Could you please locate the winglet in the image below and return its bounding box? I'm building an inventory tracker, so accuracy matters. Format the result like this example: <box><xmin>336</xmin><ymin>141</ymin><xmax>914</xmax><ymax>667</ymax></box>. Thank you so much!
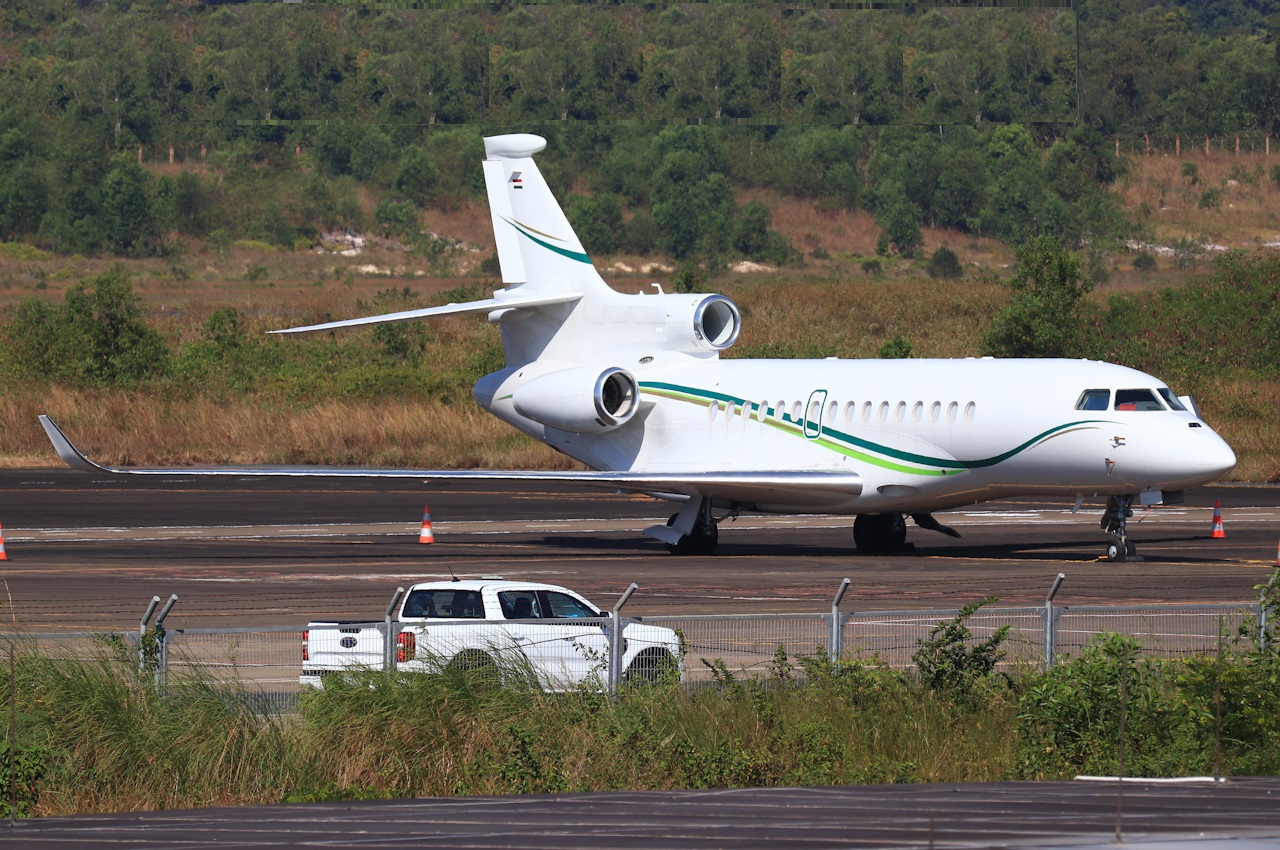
<box><xmin>38</xmin><ymin>415</ymin><xmax>106</xmax><ymax>472</ymax></box>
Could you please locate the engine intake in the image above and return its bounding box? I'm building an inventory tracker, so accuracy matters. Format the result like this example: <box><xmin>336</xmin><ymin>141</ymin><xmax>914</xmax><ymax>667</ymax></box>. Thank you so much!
<box><xmin>664</xmin><ymin>294</ymin><xmax>742</xmax><ymax>353</ymax></box>
<box><xmin>512</xmin><ymin>366</ymin><xmax>639</xmax><ymax>433</ymax></box>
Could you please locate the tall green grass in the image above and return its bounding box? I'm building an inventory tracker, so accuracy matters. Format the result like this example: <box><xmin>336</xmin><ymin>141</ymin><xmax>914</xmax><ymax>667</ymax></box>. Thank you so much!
<box><xmin>4</xmin><ymin>599</ymin><xmax>1279</xmax><ymax>817</ymax></box>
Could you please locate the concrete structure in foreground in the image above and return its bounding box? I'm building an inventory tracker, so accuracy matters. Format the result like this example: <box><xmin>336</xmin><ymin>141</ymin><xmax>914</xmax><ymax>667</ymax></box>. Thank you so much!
<box><xmin>6</xmin><ymin>778</ymin><xmax>1280</xmax><ymax>849</ymax></box>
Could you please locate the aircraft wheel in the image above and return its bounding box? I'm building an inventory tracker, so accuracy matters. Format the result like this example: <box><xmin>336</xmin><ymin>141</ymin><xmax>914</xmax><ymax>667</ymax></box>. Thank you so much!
<box><xmin>1106</xmin><ymin>541</ymin><xmax>1129</xmax><ymax>562</ymax></box>
<box><xmin>853</xmin><ymin>514</ymin><xmax>907</xmax><ymax>552</ymax></box>
<box><xmin>665</xmin><ymin>514</ymin><xmax>719</xmax><ymax>556</ymax></box>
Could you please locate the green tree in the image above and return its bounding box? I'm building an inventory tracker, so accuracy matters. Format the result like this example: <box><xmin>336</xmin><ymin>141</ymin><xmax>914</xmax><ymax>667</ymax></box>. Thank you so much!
<box><xmin>394</xmin><ymin>146</ymin><xmax>440</xmax><ymax>206</ymax></box>
<box><xmin>101</xmin><ymin>158</ymin><xmax>159</xmax><ymax>257</ymax></box>
<box><xmin>982</xmin><ymin>236</ymin><xmax>1095</xmax><ymax>358</ymax></box>
<box><xmin>5</xmin><ymin>268</ymin><xmax>168</xmax><ymax>384</ymax></box>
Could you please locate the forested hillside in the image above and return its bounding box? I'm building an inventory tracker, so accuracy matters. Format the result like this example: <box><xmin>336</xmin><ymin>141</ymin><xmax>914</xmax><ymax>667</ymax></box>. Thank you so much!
<box><xmin>2</xmin><ymin>0</ymin><xmax>1278</xmax><ymax>261</ymax></box>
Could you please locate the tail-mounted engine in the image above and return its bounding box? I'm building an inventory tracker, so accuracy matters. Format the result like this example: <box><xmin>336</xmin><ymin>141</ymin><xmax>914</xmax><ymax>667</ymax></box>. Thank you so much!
<box><xmin>667</xmin><ymin>294</ymin><xmax>742</xmax><ymax>353</ymax></box>
<box><xmin>512</xmin><ymin>366</ymin><xmax>639</xmax><ymax>433</ymax></box>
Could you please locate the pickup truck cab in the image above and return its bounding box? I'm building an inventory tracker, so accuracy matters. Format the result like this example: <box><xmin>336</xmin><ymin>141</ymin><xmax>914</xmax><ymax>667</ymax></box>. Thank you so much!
<box><xmin>301</xmin><ymin>580</ymin><xmax>681</xmax><ymax>690</ymax></box>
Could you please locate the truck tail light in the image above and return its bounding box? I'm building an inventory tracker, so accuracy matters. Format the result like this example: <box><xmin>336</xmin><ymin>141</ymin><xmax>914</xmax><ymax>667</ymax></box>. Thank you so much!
<box><xmin>301</xmin><ymin>630</ymin><xmax>309</xmax><ymax>662</ymax></box>
<box><xmin>397</xmin><ymin>631</ymin><xmax>416</xmax><ymax>663</ymax></box>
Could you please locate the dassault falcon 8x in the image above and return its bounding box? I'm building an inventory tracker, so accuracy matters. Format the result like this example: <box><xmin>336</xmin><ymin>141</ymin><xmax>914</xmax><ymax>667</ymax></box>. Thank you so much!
<box><xmin>40</xmin><ymin>133</ymin><xmax>1237</xmax><ymax>560</ymax></box>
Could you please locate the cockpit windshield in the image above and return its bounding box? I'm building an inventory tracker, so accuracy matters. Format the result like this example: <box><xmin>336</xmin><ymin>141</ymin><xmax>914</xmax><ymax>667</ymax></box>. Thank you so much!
<box><xmin>1114</xmin><ymin>389</ymin><xmax>1165</xmax><ymax>411</ymax></box>
<box><xmin>1075</xmin><ymin>389</ymin><xmax>1110</xmax><ymax>411</ymax></box>
<box><xmin>1157</xmin><ymin>388</ymin><xmax>1187</xmax><ymax>411</ymax></box>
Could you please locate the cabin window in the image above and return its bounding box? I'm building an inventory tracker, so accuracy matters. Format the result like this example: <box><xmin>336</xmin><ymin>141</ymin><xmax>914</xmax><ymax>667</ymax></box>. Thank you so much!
<box><xmin>1075</xmin><ymin>389</ymin><xmax>1110</xmax><ymax>411</ymax></box>
<box><xmin>828</xmin><ymin>401</ymin><xmax>839</xmax><ymax>422</ymax></box>
<box><xmin>947</xmin><ymin>401</ymin><xmax>958</xmax><ymax>423</ymax></box>
<box><xmin>930</xmin><ymin>401</ymin><xmax>941</xmax><ymax>423</ymax></box>
<box><xmin>724</xmin><ymin>402</ymin><xmax>736</xmax><ymax>421</ymax></box>
<box><xmin>707</xmin><ymin>401</ymin><xmax>718</xmax><ymax>421</ymax></box>
<box><xmin>912</xmin><ymin>401</ymin><xmax>924</xmax><ymax>422</ymax></box>
<box><xmin>861</xmin><ymin>401</ymin><xmax>873</xmax><ymax>422</ymax></box>
<box><xmin>792</xmin><ymin>401</ymin><xmax>803</xmax><ymax>421</ymax></box>
<box><xmin>499</xmin><ymin>591</ymin><xmax>543</xmax><ymax>620</ymax></box>
<box><xmin>964</xmin><ymin>401</ymin><xmax>976</xmax><ymax>423</ymax></box>
<box><xmin>775</xmin><ymin>401</ymin><xmax>785</xmax><ymax>420</ymax></box>
<box><xmin>878</xmin><ymin>401</ymin><xmax>890</xmax><ymax>422</ymax></box>
<box><xmin>1157</xmin><ymin>388</ymin><xmax>1187</xmax><ymax>411</ymax></box>
<box><xmin>895</xmin><ymin>401</ymin><xmax>906</xmax><ymax>422</ymax></box>
<box><xmin>403</xmin><ymin>589</ymin><xmax>483</xmax><ymax>619</ymax></box>
<box><xmin>809</xmin><ymin>400</ymin><xmax>822</xmax><ymax>421</ymax></box>
<box><xmin>1115</xmin><ymin>389</ymin><xmax>1164</xmax><ymax>412</ymax></box>
<box><xmin>758</xmin><ymin>401</ymin><xmax>769</xmax><ymax>421</ymax></box>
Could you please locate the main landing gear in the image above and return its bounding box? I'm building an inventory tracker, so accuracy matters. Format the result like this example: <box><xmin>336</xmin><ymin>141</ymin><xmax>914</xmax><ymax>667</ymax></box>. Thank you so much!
<box><xmin>664</xmin><ymin>499</ymin><xmax>721</xmax><ymax>556</ymax></box>
<box><xmin>852</xmin><ymin>513</ymin><xmax>907</xmax><ymax>552</ymax></box>
<box><xmin>1101</xmin><ymin>494</ymin><xmax>1142</xmax><ymax>562</ymax></box>
<box><xmin>852</xmin><ymin>512</ymin><xmax>960</xmax><ymax>553</ymax></box>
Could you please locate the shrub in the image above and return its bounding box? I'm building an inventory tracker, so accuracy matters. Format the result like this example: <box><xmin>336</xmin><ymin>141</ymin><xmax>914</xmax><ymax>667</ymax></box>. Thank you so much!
<box><xmin>1198</xmin><ymin>188</ymin><xmax>1221</xmax><ymax>210</ymax></box>
<box><xmin>3</xmin><ymin>267</ymin><xmax>169</xmax><ymax>384</ymax></box>
<box><xmin>912</xmin><ymin>596</ymin><xmax>1009</xmax><ymax>697</ymax></box>
<box><xmin>925</xmin><ymin>246</ymin><xmax>963</xmax><ymax>280</ymax></box>
<box><xmin>982</xmin><ymin>236</ymin><xmax>1094</xmax><ymax>358</ymax></box>
<box><xmin>1132</xmin><ymin>251</ymin><xmax>1158</xmax><ymax>272</ymax></box>
<box><xmin>878</xmin><ymin>334</ymin><xmax>912</xmax><ymax>359</ymax></box>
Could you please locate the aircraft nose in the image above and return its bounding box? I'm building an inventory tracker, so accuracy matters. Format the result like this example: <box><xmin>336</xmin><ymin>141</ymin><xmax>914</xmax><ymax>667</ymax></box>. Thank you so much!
<box><xmin>1200</xmin><ymin>433</ymin><xmax>1237</xmax><ymax>480</ymax></box>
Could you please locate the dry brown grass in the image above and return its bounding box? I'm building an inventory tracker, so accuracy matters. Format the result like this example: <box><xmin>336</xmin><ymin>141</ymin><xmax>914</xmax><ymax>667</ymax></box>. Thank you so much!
<box><xmin>1</xmin><ymin>387</ymin><xmax>575</xmax><ymax>470</ymax></box>
<box><xmin>725</xmin><ymin>274</ymin><xmax>1004</xmax><ymax>359</ymax></box>
<box><xmin>1118</xmin><ymin>152</ymin><xmax>1280</xmax><ymax>247</ymax></box>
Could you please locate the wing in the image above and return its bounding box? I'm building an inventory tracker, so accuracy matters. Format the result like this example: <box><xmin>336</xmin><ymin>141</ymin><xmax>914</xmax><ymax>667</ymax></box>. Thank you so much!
<box><xmin>38</xmin><ymin>415</ymin><xmax>862</xmax><ymax>503</ymax></box>
<box><xmin>269</xmin><ymin>290</ymin><xmax>582</xmax><ymax>335</ymax></box>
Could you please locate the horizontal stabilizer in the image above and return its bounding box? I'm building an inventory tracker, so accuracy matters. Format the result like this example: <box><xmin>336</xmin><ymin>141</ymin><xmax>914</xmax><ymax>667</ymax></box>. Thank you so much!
<box><xmin>38</xmin><ymin>416</ymin><xmax>861</xmax><ymax>500</ymax></box>
<box><xmin>270</xmin><ymin>290</ymin><xmax>582</xmax><ymax>335</ymax></box>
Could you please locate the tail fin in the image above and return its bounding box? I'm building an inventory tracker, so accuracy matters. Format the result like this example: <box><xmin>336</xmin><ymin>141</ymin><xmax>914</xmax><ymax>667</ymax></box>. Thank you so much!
<box><xmin>482</xmin><ymin>134</ymin><xmax>611</xmax><ymax>297</ymax></box>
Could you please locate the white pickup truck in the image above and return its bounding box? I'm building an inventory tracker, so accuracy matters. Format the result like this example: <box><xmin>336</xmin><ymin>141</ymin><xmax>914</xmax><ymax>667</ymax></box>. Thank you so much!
<box><xmin>301</xmin><ymin>580</ymin><xmax>681</xmax><ymax>690</ymax></box>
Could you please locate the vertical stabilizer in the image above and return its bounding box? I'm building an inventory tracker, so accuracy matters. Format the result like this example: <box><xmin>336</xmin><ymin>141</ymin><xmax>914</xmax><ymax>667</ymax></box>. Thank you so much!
<box><xmin>482</xmin><ymin>134</ymin><xmax>611</xmax><ymax>297</ymax></box>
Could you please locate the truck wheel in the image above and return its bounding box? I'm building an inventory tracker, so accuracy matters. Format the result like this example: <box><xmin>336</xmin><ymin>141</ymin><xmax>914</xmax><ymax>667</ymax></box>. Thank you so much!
<box><xmin>447</xmin><ymin>650</ymin><xmax>495</xmax><ymax>681</ymax></box>
<box><xmin>623</xmin><ymin>649</ymin><xmax>678</xmax><ymax>685</ymax></box>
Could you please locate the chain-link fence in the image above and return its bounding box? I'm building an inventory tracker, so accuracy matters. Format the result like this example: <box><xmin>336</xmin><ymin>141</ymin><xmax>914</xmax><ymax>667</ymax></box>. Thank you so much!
<box><xmin>1</xmin><ymin>601</ymin><xmax>1268</xmax><ymax>698</ymax></box>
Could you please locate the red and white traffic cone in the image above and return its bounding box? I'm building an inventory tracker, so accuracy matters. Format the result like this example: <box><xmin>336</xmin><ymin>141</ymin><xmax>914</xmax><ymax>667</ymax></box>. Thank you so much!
<box><xmin>1210</xmin><ymin>500</ymin><xmax>1225</xmax><ymax>539</ymax></box>
<box><xmin>0</xmin><ymin>522</ymin><xmax>7</xmax><ymax>560</ymax></box>
<box><xmin>418</xmin><ymin>505</ymin><xmax>435</xmax><ymax>545</ymax></box>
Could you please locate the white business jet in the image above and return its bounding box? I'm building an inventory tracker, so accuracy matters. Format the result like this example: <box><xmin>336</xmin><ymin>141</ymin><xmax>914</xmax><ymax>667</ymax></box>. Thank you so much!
<box><xmin>39</xmin><ymin>133</ymin><xmax>1236</xmax><ymax>561</ymax></box>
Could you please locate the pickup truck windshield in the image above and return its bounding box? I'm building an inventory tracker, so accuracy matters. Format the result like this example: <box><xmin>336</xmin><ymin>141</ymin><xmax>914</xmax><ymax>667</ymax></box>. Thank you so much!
<box><xmin>402</xmin><ymin>589</ymin><xmax>483</xmax><ymax>619</ymax></box>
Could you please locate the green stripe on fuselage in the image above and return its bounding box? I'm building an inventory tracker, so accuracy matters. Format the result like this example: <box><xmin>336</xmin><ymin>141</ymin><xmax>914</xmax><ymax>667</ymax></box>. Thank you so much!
<box><xmin>640</xmin><ymin>380</ymin><xmax>1105</xmax><ymax>476</ymax></box>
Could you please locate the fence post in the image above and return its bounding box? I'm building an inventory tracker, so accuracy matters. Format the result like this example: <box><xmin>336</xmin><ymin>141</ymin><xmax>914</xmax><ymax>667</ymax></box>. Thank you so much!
<box><xmin>139</xmin><ymin>596</ymin><xmax>160</xmax><ymax>672</ymax></box>
<box><xmin>608</xmin><ymin>583</ymin><xmax>638</xmax><ymax>695</ymax></box>
<box><xmin>1044</xmin><ymin>573</ymin><xmax>1065</xmax><ymax>671</ymax></box>
<box><xmin>1260</xmin><ymin>572</ymin><xmax>1276</xmax><ymax>654</ymax></box>
<box><xmin>152</xmin><ymin>595</ymin><xmax>178</xmax><ymax>692</ymax></box>
<box><xmin>830</xmin><ymin>577</ymin><xmax>850</xmax><ymax>662</ymax></box>
<box><xmin>383</xmin><ymin>586</ymin><xmax>405</xmax><ymax>671</ymax></box>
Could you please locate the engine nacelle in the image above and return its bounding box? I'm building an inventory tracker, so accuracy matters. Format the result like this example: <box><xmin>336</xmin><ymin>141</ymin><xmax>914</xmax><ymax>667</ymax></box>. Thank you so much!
<box><xmin>665</xmin><ymin>294</ymin><xmax>742</xmax><ymax>353</ymax></box>
<box><xmin>511</xmin><ymin>366</ymin><xmax>640</xmax><ymax>433</ymax></box>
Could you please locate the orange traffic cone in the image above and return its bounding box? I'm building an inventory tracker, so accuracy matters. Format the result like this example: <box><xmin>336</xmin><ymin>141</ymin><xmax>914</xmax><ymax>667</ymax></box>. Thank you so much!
<box><xmin>1210</xmin><ymin>500</ymin><xmax>1225</xmax><ymax>539</ymax></box>
<box><xmin>0</xmin><ymin>521</ymin><xmax>7</xmax><ymax>561</ymax></box>
<box><xmin>418</xmin><ymin>505</ymin><xmax>435</xmax><ymax>545</ymax></box>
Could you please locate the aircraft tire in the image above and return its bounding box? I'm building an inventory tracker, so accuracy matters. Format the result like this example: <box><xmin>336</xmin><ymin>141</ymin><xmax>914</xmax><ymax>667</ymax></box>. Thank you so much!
<box><xmin>665</xmin><ymin>514</ymin><xmax>719</xmax><ymax>556</ymax></box>
<box><xmin>853</xmin><ymin>513</ymin><xmax>907</xmax><ymax>552</ymax></box>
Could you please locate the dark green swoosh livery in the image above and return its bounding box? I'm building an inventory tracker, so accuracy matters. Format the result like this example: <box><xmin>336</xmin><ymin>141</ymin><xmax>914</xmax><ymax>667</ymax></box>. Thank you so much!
<box><xmin>640</xmin><ymin>381</ymin><xmax>1110</xmax><ymax>477</ymax></box>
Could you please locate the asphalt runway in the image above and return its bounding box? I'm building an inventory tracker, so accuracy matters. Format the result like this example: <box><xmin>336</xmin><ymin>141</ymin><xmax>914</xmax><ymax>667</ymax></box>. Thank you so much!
<box><xmin>1</xmin><ymin>470</ymin><xmax>1277</xmax><ymax>631</ymax></box>
<box><xmin>7</xmin><ymin>778</ymin><xmax>1280</xmax><ymax>849</ymax></box>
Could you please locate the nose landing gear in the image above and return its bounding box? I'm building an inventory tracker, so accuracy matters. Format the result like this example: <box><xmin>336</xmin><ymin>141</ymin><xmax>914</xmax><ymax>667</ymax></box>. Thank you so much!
<box><xmin>1101</xmin><ymin>494</ymin><xmax>1142</xmax><ymax>562</ymax></box>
